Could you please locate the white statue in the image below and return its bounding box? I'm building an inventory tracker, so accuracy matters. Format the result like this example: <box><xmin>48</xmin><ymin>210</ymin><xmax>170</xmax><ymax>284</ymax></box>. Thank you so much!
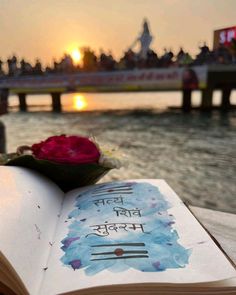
<box><xmin>130</xmin><ymin>19</ymin><xmax>153</xmax><ymax>59</ymax></box>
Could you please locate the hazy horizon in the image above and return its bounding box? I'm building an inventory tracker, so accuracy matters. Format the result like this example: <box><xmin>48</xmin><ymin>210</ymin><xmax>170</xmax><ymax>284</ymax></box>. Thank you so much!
<box><xmin>0</xmin><ymin>0</ymin><xmax>236</xmax><ymax>65</ymax></box>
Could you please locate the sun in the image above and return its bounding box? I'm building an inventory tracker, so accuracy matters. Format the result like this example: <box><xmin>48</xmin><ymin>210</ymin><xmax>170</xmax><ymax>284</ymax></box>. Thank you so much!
<box><xmin>73</xmin><ymin>94</ymin><xmax>87</xmax><ymax>111</ymax></box>
<box><xmin>71</xmin><ymin>48</ymin><xmax>82</xmax><ymax>65</ymax></box>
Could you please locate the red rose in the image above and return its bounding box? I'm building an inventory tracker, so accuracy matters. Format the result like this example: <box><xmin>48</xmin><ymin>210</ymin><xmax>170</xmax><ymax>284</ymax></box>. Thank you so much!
<box><xmin>31</xmin><ymin>135</ymin><xmax>100</xmax><ymax>164</ymax></box>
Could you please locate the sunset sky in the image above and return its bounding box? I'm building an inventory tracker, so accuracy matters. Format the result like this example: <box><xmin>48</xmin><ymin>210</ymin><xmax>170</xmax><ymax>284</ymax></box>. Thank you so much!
<box><xmin>0</xmin><ymin>0</ymin><xmax>236</xmax><ymax>66</ymax></box>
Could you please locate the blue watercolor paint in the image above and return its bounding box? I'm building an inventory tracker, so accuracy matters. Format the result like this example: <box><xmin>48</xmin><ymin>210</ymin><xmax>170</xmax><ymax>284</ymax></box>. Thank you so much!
<box><xmin>60</xmin><ymin>182</ymin><xmax>191</xmax><ymax>275</ymax></box>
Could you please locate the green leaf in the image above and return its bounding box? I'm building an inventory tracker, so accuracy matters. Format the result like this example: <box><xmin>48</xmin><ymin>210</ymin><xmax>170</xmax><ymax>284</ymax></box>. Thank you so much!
<box><xmin>6</xmin><ymin>155</ymin><xmax>111</xmax><ymax>192</ymax></box>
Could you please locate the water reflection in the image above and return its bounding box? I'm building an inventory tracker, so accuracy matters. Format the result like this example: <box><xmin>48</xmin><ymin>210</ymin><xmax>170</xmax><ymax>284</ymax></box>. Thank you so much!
<box><xmin>73</xmin><ymin>94</ymin><xmax>88</xmax><ymax>111</ymax></box>
<box><xmin>8</xmin><ymin>91</ymin><xmax>236</xmax><ymax>113</ymax></box>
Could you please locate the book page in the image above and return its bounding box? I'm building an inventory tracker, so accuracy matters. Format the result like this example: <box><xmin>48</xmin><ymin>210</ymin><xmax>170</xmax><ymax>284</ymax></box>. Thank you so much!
<box><xmin>0</xmin><ymin>167</ymin><xmax>64</xmax><ymax>295</ymax></box>
<box><xmin>40</xmin><ymin>180</ymin><xmax>236</xmax><ymax>295</ymax></box>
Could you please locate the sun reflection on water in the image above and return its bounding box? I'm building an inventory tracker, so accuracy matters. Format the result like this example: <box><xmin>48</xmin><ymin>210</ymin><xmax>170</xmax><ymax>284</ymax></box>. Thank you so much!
<box><xmin>73</xmin><ymin>94</ymin><xmax>88</xmax><ymax>111</ymax></box>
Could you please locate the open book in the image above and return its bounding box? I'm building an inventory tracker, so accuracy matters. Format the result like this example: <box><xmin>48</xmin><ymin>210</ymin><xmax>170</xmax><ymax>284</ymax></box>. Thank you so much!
<box><xmin>0</xmin><ymin>167</ymin><xmax>235</xmax><ymax>295</ymax></box>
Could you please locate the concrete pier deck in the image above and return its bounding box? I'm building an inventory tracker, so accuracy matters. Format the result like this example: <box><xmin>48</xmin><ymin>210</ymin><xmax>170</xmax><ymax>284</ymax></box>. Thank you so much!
<box><xmin>190</xmin><ymin>206</ymin><xmax>236</xmax><ymax>264</ymax></box>
<box><xmin>0</xmin><ymin>65</ymin><xmax>236</xmax><ymax>112</ymax></box>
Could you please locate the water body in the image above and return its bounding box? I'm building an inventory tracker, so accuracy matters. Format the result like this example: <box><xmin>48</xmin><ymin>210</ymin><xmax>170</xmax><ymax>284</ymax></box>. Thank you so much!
<box><xmin>1</xmin><ymin>91</ymin><xmax>236</xmax><ymax>213</ymax></box>
<box><xmin>7</xmin><ymin>90</ymin><xmax>236</xmax><ymax>112</ymax></box>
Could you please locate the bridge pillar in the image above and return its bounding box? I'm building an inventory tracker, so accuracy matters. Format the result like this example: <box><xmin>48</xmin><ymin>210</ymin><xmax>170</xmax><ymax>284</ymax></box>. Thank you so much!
<box><xmin>221</xmin><ymin>87</ymin><xmax>231</xmax><ymax>111</ymax></box>
<box><xmin>18</xmin><ymin>93</ymin><xmax>27</xmax><ymax>112</ymax></box>
<box><xmin>51</xmin><ymin>93</ymin><xmax>62</xmax><ymax>112</ymax></box>
<box><xmin>0</xmin><ymin>120</ymin><xmax>6</xmax><ymax>153</ymax></box>
<box><xmin>201</xmin><ymin>88</ymin><xmax>213</xmax><ymax>111</ymax></box>
<box><xmin>182</xmin><ymin>89</ymin><xmax>192</xmax><ymax>112</ymax></box>
<box><xmin>0</xmin><ymin>88</ymin><xmax>9</xmax><ymax>114</ymax></box>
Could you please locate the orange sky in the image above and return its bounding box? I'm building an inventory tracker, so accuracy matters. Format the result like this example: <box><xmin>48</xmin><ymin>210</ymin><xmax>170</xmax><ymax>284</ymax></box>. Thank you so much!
<box><xmin>0</xmin><ymin>0</ymin><xmax>236</xmax><ymax>66</ymax></box>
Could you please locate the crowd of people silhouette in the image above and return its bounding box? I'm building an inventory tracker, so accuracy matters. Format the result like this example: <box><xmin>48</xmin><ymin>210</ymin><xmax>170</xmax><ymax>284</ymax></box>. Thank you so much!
<box><xmin>1</xmin><ymin>40</ymin><xmax>236</xmax><ymax>78</ymax></box>
<box><xmin>1</xmin><ymin>18</ymin><xmax>236</xmax><ymax>77</ymax></box>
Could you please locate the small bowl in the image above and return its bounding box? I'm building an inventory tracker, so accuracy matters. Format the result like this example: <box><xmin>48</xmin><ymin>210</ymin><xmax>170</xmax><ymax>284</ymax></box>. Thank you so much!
<box><xmin>6</xmin><ymin>155</ymin><xmax>111</xmax><ymax>192</ymax></box>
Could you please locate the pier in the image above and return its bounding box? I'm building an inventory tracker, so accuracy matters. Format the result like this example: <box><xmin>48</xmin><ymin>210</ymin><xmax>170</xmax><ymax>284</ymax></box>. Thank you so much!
<box><xmin>0</xmin><ymin>65</ymin><xmax>236</xmax><ymax>113</ymax></box>
<box><xmin>182</xmin><ymin>65</ymin><xmax>236</xmax><ymax>112</ymax></box>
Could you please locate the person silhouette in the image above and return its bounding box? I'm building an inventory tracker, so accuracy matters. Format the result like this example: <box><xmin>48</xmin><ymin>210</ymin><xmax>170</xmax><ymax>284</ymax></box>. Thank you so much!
<box><xmin>182</xmin><ymin>68</ymin><xmax>199</xmax><ymax>89</ymax></box>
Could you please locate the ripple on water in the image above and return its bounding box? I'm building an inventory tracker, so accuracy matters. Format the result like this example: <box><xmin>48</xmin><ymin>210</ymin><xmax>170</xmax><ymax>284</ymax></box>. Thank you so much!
<box><xmin>1</xmin><ymin>109</ymin><xmax>236</xmax><ymax>213</ymax></box>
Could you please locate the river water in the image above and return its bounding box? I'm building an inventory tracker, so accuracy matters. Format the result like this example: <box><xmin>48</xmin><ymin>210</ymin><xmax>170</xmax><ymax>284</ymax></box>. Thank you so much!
<box><xmin>1</xmin><ymin>91</ymin><xmax>236</xmax><ymax>213</ymax></box>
